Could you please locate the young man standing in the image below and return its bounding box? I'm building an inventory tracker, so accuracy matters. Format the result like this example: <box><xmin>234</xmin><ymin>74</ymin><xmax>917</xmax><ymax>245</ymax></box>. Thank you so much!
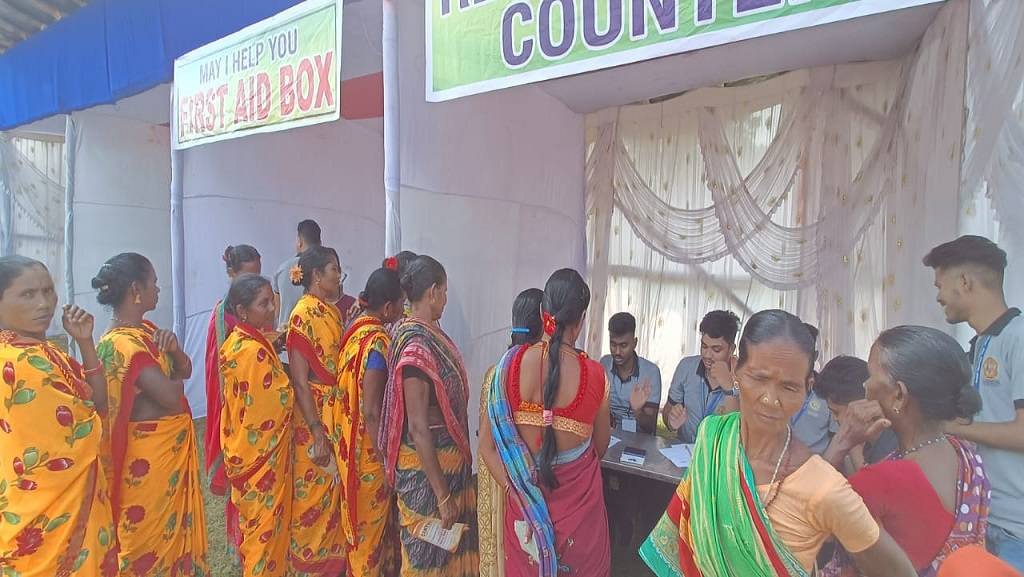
<box><xmin>600</xmin><ymin>312</ymin><xmax>662</xmax><ymax>434</ymax></box>
<box><xmin>663</xmin><ymin>310</ymin><xmax>740</xmax><ymax>443</ymax></box>
<box><xmin>925</xmin><ymin>235</ymin><xmax>1024</xmax><ymax>571</ymax></box>
<box><xmin>273</xmin><ymin>219</ymin><xmax>322</xmax><ymax>334</ymax></box>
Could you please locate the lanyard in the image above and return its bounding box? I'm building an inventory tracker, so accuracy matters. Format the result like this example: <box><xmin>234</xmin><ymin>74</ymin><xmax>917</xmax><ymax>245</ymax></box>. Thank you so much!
<box><xmin>706</xmin><ymin>389</ymin><xmax>725</xmax><ymax>415</ymax></box>
<box><xmin>973</xmin><ymin>336</ymin><xmax>993</xmax><ymax>390</ymax></box>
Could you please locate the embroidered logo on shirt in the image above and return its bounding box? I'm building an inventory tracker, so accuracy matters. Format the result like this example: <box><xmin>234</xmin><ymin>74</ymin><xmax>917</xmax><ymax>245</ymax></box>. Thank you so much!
<box><xmin>983</xmin><ymin>356</ymin><xmax>999</xmax><ymax>381</ymax></box>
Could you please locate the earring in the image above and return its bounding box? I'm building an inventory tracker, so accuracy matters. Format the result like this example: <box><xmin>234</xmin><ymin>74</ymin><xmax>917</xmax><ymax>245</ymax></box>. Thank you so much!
<box><xmin>892</xmin><ymin>406</ymin><xmax>901</xmax><ymax>415</ymax></box>
<box><xmin>134</xmin><ymin>293</ymin><xmax>142</xmax><ymax>305</ymax></box>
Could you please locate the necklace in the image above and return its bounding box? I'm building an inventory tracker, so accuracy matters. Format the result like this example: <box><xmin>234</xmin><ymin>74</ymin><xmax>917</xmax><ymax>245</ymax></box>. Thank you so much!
<box><xmin>760</xmin><ymin>425</ymin><xmax>792</xmax><ymax>509</ymax></box>
<box><xmin>111</xmin><ymin>316</ymin><xmax>143</xmax><ymax>328</ymax></box>
<box><xmin>894</xmin><ymin>434</ymin><xmax>947</xmax><ymax>460</ymax></box>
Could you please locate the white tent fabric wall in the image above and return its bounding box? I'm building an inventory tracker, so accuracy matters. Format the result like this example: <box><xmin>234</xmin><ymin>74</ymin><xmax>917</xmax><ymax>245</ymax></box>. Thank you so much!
<box><xmin>180</xmin><ymin>117</ymin><xmax>386</xmax><ymax>418</ymax></box>
<box><xmin>585</xmin><ymin>0</ymin><xmax>967</xmax><ymax>388</ymax></box>
<box><xmin>69</xmin><ymin>111</ymin><xmax>174</xmax><ymax>342</ymax></box>
<box><xmin>396</xmin><ymin>0</ymin><xmax>586</xmax><ymax>443</ymax></box>
<box><xmin>0</xmin><ymin>135</ymin><xmax>66</xmax><ymax>335</ymax></box>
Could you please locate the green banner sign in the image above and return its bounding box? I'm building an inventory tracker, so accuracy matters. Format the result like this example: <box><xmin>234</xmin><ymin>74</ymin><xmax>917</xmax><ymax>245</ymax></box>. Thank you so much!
<box><xmin>427</xmin><ymin>0</ymin><xmax>939</xmax><ymax>101</ymax></box>
<box><xmin>173</xmin><ymin>0</ymin><xmax>342</xmax><ymax>149</ymax></box>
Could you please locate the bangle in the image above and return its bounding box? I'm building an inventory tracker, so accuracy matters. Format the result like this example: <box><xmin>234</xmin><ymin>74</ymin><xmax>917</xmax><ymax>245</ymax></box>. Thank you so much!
<box><xmin>438</xmin><ymin>492</ymin><xmax>452</xmax><ymax>507</ymax></box>
<box><xmin>83</xmin><ymin>365</ymin><xmax>103</xmax><ymax>376</ymax></box>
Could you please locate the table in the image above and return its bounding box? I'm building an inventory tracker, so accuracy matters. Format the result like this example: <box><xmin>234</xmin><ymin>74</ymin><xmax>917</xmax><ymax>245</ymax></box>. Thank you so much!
<box><xmin>599</xmin><ymin>428</ymin><xmax>684</xmax><ymax>549</ymax></box>
<box><xmin>600</xmin><ymin>428</ymin><xmax>686</xmax><ymax>485</ymax></box>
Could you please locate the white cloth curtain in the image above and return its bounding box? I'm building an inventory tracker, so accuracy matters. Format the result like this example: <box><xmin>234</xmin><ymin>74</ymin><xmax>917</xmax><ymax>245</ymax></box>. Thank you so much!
<box><xmin>961</xmin><ymin>0</ymin><xmax>1024</xmax><ymax>312</ymax></box>
<box><xmin>0</xmin><ymin>135</ymin><xmax>66</xmax><ymax>335</ymax></box>
<box><xmin>585</xmin><ymin>0</ymin><xmax>967</xmax><ymax>381</ymax></box>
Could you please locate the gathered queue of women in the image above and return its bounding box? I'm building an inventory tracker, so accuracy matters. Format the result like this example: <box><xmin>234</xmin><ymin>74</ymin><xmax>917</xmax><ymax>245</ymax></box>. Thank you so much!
<box><xmin>3</xmin><ymin>240</ymin><xmax>1021</xmax><ymax>577</ymax></box>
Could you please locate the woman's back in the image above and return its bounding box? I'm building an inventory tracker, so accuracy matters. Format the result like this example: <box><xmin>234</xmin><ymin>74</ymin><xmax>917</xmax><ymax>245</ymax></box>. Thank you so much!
<box><xmin>509</xmin><ymin>342</ymin><xmax>606</xmax><ymax>454</ymax></box>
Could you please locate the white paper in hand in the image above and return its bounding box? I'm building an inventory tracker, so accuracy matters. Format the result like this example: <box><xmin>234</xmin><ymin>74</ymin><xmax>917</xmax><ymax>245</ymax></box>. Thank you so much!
<box><xmin>412</xmin><ymin>519</ymin><xmax>467</xmax><ymax>552</ymax></box>
<box><xmin>514</xmin><ymin>520</ymin><xmax>540</xmax><ymax>565</ymax></box>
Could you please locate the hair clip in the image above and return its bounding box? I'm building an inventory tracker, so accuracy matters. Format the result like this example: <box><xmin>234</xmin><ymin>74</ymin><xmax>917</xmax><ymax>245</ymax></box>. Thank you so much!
<box><xmin>510</xmin><ymin>327</ymin><xmax>531</xmax><ymax>335</ymax></box>
<box><xmin>542</xmin><ymin>311</ymin><xmax>557</xmax><ymax>336</ymax></box>
<box><xmin>542</xmin><ymin>409</ymin><xmax>553</xmax><ymax>427</ymax></box>
<box><xmin>289</xmin><ymin>264</ymin><xmax>303</xmax><ymax>284</ymax></box>
<box><xmin>384</xmin><ymin>256</ymin><xmax>399</xmax><ymax>271</ymax></box>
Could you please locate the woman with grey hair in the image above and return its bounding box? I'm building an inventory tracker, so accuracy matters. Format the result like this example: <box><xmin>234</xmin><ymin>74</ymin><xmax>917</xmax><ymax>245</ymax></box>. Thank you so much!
<box><xmin>823</xmin><ymin>325</ymin><xmax>990</xmax><ymax>577</ymax></box>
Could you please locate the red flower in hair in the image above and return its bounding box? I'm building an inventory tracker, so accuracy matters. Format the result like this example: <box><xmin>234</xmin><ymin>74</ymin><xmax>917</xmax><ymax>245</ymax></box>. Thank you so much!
<box><xmin>542</xmin><ymin>311</ymin><xmax>557</xmax><ymax>337</ymax></box>
<box><xmin>384</xmin><ymin>256</ymin><xmax>399</xmax><ymax>271</ymax></box>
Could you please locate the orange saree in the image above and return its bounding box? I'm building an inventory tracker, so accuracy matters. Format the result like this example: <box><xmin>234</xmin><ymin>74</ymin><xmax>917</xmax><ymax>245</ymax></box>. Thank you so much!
<box><xmin>220</xmin><ymin>322</ymin><xmax>295</xmax><ymax>577</ymax></box>
<box><xmin>97</xmin><ymin>321</ymin><xmax>208</xmax><ymax>576</ymax></box>
<box><xmin>286</xmin><ymin>294</ymin><xmax>347</xmax><ymax>576</ymax></box>
<box><xmin>0</xmin><ymin>331</ymin><xmax>119</xmax><ymax>577</ymax></box>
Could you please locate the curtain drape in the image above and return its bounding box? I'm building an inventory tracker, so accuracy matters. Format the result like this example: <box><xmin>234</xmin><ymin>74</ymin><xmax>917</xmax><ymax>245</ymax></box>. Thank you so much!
<box><xmin>585</xmin><ymin>0</ymin><xmax>968</xmax><ymax>379</ymax></box>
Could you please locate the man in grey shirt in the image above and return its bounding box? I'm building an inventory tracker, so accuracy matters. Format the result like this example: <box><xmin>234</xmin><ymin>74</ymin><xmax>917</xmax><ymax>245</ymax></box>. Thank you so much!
<box><xmin>599</xmin><ymin>312</ymin><xmax>661</xmax><ymax>434</ymax></box>
<box><xmin>663</xmin><ymin>310</ymin><xmax>740</xmax><ymax>443</ymax></box>
<box><xmin>790</xmin><ymin>323</ymin><xmax>834</xmax><ymax>455</ymax></box>
<box><xmin>926</xmin><ymin>235</ymin><xmax>1024</xmax><ymax>572</ymax></box>
<box><xmin>272</xmin><ymin>219</ymin><xmax>322</xmax><ymax>361</ymax></box>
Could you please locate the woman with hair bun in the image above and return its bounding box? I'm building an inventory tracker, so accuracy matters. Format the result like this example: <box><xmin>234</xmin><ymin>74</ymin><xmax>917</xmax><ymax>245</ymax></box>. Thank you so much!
<box><xmin>378</xmin><ymin>255</ymin><xmax>479</xmax><ymax>576</ymax></box>
<box><xmin>823</xmin><ymin>326</ymin><xmax>990</xmax><ymax>576</ymax></box>
<box><xmin>284</xmin><ymin>245</ymin><xmax>347</xmax><ymax>576</ymax></box>
<box><xmin>93</xmin><ymin>252</ymin><xmax>208</xmax><ymax>576</ymax></box>
<box><xmin>204</xmin><ymin>244</ymin><xmax>261</xmax><ymax>554</ymax></box>
<box><xmin>327</xmin><ymin>267</ymin><xmax>405</xmax><ymax>577</ymax></box>
<box><xmin>479</xmin><ymin>270</ymin><xmax>611</xmax><ymax>577</ymax></box>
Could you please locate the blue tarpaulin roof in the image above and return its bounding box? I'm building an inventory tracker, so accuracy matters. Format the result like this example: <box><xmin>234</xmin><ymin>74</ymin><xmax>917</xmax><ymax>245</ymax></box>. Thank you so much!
<box><xmin>0</xmin><ymin>0</ymin><xmax>303</xmax><ymax>130</ymax></box>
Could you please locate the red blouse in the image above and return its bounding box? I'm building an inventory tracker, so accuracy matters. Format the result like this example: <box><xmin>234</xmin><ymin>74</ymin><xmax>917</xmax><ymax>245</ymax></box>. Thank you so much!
<box><xmin>507</xmin><ymin>344</ymin><xmax>607</xmax><ymax>438</ymax></box>
<box><xmin>849</xmin><ymin>459</ymin><xmax>955</xmax><ymax>570</ymax></box>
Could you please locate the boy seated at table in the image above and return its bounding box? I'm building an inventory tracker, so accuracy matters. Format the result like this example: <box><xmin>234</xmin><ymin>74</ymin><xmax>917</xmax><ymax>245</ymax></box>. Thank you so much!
<box><xmin>600</xmin><ymin>312</ymin><xmax>662</xmax><ymax>434</ymax></box>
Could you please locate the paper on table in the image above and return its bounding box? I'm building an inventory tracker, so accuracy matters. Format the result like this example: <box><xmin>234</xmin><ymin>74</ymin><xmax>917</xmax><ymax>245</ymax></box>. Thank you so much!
<box><xmin>660</xmin><ymin>444</ymin><xmax>694</xmax><ymax>468</ymax></box>
<box><xmin>609</xmin><ymin>435</ymin><xmax>622</xmax><ymax>447</ymax></box>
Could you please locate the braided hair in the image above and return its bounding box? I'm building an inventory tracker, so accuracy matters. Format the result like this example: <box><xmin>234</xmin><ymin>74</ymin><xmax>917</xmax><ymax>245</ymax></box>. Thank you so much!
<box><xmin>537</xmin><ymin>269</ymin><xmax>590</xmax><ymax>487</ymax></box>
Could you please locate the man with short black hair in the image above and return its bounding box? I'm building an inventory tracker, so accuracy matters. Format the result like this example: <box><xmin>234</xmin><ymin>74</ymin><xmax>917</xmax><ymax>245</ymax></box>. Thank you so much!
<box><xmin>663</xmin><ymin>310</ymin><xmax>740</xmax><ymax>443</ymax></box>
<box><xmin>925</xmin><ymin>235</ymin><xmax>1024</xmax><ymax>571</ymax></box>
<box><xmin>600</xmin><ymin>312</ymin><xmax>662</xmax><ymax>434</ymax></box>
<box><xmin>273</xmin><ymin>219</ymin><xmax>322</xmax><ymax>334</ymax></box>
<box><xmin>816</xmin><ymin>355</ymin><xmax>898</xmax><ymax>471</ymax></box>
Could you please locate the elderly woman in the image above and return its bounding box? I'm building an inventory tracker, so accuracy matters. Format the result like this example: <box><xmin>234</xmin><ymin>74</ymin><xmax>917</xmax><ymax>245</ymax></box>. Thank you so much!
<box><xmin>822</xmin><ymin>326</ymin><xmax>989</xmax><ymax>577</ymax></box>
<box><xmin>640</xmin><ymin>309</ymin><xmax>915</xmax><ymax>577</ymax></box>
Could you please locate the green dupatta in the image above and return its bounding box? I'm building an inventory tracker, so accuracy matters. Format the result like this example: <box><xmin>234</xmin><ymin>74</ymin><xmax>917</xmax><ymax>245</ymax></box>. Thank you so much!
<box><xmin>640</xmin><ymin>412</ymin><xmax>808</xmax><ymax>577</ymax></box>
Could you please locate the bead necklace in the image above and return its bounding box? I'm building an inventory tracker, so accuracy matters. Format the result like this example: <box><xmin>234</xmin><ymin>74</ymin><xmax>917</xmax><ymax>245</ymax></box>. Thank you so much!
<box><xmin>894</xmin><ymin>434</ymin><xmax>948</xmax><ymax>460</ymax></box>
